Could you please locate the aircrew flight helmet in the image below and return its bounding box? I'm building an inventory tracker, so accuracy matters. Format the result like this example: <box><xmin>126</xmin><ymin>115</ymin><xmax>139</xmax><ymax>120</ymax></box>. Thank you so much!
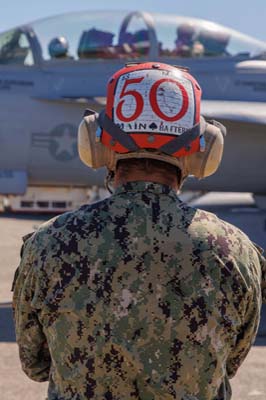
<box><xmin>78</xmin><ymin>62</ymin><xmax>226</xmax><ymax>180</ymax></box>
<box><xmin>48</xmin><ymin>36</ymin><xmax>69</xmax><ymax>58</ymax></box>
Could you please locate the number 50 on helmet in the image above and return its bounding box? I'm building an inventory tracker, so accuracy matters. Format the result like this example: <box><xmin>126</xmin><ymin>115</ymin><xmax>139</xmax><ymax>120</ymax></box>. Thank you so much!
<box><xmin>78</xmin><ymin>62</ymin><xmax>226</xmax><ymax>179</ymax></box>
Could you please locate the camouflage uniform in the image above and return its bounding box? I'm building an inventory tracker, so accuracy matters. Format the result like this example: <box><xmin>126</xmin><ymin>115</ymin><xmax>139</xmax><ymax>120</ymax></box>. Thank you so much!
<box><xmin>12</xmin><ymin>181</ymin><xmax>266</xmax><ymax>400</ymax></box>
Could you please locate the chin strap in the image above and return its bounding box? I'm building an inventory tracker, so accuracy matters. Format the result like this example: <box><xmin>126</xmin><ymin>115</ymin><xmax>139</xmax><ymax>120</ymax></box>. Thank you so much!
<box><xmin>105</xmin><ymin>170</ymin><xmax>115</xmax><ymax>194</ymax></box>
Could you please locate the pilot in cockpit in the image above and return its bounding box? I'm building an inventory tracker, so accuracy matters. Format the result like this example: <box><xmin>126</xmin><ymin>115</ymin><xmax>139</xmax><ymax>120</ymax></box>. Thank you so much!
<box><xmin>198</xmin><ymin>29</ymin><xmax>230</xmax><ymax>56</ymax></box>
<box><xmin>175</xmin><ymin>23</ymin><xmax>204</xmax><ymax>57</ymax></box>
<box><xmin>48</xmin><ymin>36</ymin><xmax>72</xmax><ymax>59</ymax></box>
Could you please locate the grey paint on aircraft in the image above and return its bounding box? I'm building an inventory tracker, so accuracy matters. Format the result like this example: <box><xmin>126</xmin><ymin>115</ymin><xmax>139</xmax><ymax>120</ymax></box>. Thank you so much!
<box><xmin>0</xmin><ymin>11</ymin><xmax>266</xmax><ymax>194</ymax></box>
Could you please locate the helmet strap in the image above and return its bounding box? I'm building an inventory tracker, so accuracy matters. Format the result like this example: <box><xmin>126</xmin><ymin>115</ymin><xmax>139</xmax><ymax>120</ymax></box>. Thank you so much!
<box><xmin>98</xmin><ymin>110</ymin><xmax>204</xmax><ymax>157</ymax></box>
<box><xmin>105</xmin><ymin>170</ymin><xmax>115</xmax><ymax>194</ymax></box>
<box><xmin>158</xmin><ymin>119</ymin><xmax>205</xmax><ymax>155</ymax></box>
<box><xmin>98</xmin><ymin>110</ymin><xmax>139</xmax><ymax>152</ymax></box>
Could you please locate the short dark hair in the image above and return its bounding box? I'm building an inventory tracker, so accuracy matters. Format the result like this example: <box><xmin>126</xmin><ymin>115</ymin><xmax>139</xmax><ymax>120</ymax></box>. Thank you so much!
<box><xmin>116</xmin><ymin>158</ymin><xmax>182</xmax><ymax>185</ymax></box>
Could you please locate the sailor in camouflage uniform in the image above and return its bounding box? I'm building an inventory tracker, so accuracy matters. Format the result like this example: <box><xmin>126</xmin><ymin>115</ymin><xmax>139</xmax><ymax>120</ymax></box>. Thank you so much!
<box><xmin>12</xmin><ymin>62</ymin><xmax>266</xmax><ymax>400</ymax></box>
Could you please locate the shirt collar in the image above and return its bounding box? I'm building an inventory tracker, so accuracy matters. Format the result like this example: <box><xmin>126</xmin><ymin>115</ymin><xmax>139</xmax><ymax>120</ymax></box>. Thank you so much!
<box><xmin>114</xmin><ymin>181</ymin><xmax>179</xmax><ymax>201</ymax></box>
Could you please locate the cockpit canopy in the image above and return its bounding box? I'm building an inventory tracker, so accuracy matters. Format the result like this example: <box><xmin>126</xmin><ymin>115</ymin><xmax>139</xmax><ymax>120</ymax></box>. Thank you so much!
<box><xmin>0</xmin><ymin>10</ymin><xmax>265</xmax><ymax>65</ymax></box>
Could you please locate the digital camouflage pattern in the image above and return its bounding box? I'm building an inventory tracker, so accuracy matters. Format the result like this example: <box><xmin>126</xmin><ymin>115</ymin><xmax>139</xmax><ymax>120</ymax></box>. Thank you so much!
<box><xmin>12</xmin><ymin>182</ymin><xmax>266</xmax><ymax>400</ymax></box>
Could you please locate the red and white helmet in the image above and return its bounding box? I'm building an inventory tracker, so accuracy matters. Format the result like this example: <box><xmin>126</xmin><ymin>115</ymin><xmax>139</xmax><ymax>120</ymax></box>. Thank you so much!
<box><xmin>98</xmin><ymin>62</ymin><xmax>202</xmax><ymax>160</ymax></box>
<box><xmin>78</xmin><ymin>62</ymin><xmax>226</xmax><ymax>178</ymax></box>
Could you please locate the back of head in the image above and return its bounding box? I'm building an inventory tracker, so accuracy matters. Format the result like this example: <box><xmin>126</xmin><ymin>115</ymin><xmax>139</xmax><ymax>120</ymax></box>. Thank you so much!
<box><xmin>116</xmin><ymin>158</ymin><xmax>182</xmax><ymax>188</ymax></box>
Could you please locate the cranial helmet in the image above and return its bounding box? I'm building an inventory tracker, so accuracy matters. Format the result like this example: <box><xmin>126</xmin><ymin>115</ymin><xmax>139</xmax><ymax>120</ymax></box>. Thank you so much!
<box><xmin>78</xmin><ymin>62</ymin><xmax>226</xmax><ymax>179</ymax></box>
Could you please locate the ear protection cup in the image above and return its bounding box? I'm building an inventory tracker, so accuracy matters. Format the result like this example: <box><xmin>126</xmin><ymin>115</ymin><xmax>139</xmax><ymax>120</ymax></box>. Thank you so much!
<box><xmin>78</xmin><ymin>113</ymin><xmax>116</xmax><ymax>170</ymax></box>
<box><xmin>185</xmin><ymin>120</ymin><xmax>226</xmax><ymax>178</ymax></box>
<box><xmin>78</xmin><ymin>112</ymin><xmax>226</xmax><ymax>179</ymax></box>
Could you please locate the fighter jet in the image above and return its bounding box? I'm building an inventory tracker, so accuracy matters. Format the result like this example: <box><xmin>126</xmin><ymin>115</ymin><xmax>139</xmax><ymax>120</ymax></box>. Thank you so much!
<box><xmin>0</xmin><ymin>10</ymin><xmax>266</xmax><ymax>206</ymax></box>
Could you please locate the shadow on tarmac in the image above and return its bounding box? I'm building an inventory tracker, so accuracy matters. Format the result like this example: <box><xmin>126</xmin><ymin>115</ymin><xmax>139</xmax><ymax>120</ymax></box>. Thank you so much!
<box><xmin>1</xmin><ymin>302</ymin><xmax>265</xmax><ymax>345</ymax></box>
<box><xmin>0</xmin><ymin>303</ymin><xmax>16</xmax><ymax>342</ymax></box>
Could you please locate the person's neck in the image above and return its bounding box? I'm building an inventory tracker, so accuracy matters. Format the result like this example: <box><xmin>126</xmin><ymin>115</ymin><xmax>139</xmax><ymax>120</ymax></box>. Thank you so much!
<box><xmin>114</xmin><ymin>172</ymin><xmax>179</xmax><ymax>191</ymax></box>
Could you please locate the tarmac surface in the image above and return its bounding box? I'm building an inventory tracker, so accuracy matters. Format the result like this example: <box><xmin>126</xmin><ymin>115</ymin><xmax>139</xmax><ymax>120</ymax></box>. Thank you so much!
<box><xmin>0</xmin><ymin>191</ymin><xmax>265</xmax><ymax>400</ymax></box>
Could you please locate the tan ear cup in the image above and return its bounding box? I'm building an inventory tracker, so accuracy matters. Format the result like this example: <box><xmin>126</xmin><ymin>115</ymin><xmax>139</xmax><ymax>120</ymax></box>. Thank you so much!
<box><xmin>186</xmin><ymin>120</ymin><xmax>225</xmax><ymax>179</ymax></box>
<box><xmin>78</xmin><ymin>113</ymin><xmax>116</xmax><ymax>170</ymax></box>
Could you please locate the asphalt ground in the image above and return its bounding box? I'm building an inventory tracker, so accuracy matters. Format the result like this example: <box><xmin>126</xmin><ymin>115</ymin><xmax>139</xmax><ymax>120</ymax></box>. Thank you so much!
<box><xmin>0</xmin><ymin>191</ymin><xmax>265</xmax><ymax>400</ymax></box>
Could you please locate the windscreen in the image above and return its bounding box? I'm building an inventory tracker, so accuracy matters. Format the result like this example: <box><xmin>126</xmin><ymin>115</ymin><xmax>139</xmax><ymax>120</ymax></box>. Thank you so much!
<box><xmin>0</xmin><ymin>28</ymin><xmax>34</xmax><ymax>65</ymax></box>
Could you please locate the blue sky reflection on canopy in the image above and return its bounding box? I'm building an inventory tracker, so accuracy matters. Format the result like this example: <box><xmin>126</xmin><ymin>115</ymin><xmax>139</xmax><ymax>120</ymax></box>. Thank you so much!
<box><xmin>1</xmin><ymin>0</ymin><xmax>266</xmax><ymax>43</ymax></box>
<box><xmin>1</xmin><ymin>11</ymin><xmax>265</xmax><ymax>64</ymax></box>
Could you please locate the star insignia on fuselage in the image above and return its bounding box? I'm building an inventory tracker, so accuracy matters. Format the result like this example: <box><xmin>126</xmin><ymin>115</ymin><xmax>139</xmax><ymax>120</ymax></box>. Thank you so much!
<box><xmin>31</xmin><ymin>124</ymin><xmax>78</xmax><ymax>161</ymax></box>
